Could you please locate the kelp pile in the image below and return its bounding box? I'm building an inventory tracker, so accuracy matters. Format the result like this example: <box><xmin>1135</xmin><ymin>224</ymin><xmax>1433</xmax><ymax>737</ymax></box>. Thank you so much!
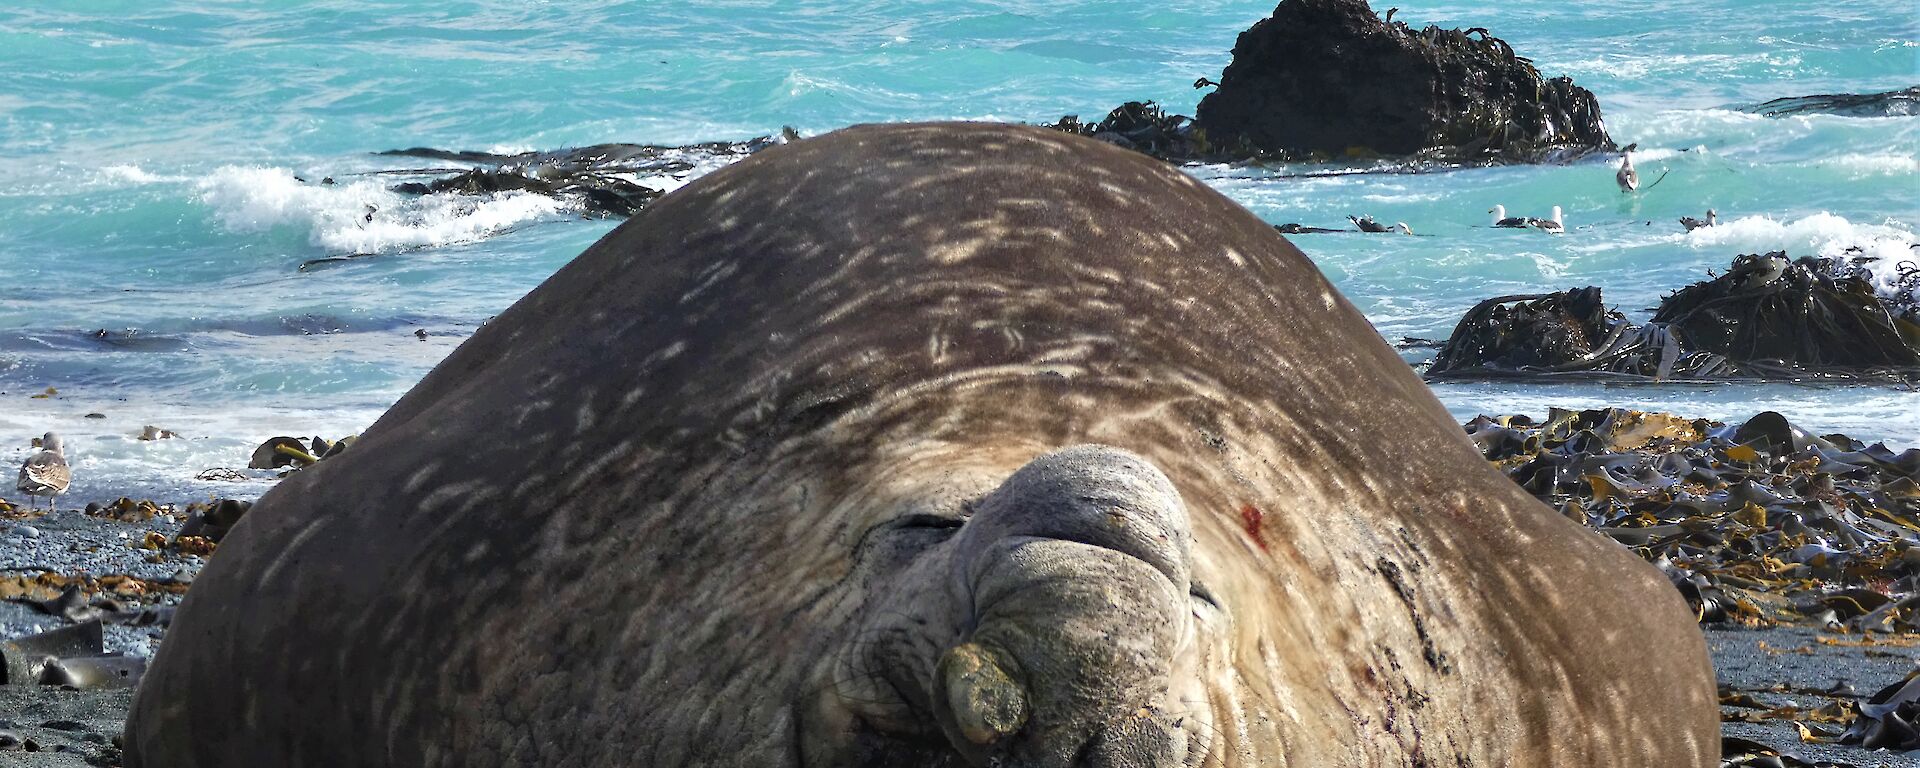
<box><xmin>1841</xmin><ymin>670</ymin><xmax>1920</xmax><ymax>750</ymax></box>
<box><xmin>1719</xmin><ymin>659</ymin><xmax>1920</xmax><ymax>764</ymax></box>
<box><xmin>1431</xmin><ymin>252</ymin><xmax>1920</xmax><ymax>382</ymax></box>
<box><xmin>1467</xmin><ymin>408</ymin><xmax>1920</xmax><ymax>631</ymax></box>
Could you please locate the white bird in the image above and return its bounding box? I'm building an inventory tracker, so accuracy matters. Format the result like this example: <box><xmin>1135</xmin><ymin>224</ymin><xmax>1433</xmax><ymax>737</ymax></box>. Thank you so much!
<box><xmin>1528</xmin><ymin>205</ymin><xmax>1565</xmax><ymax>234</ymax></box>
<box><xmin>1680</xmin><ymin>209</ymin><xmax>1718</xmax><ymax>232</ymax></box>
<box><xmin>17</xmin><ymin>432</ymin><xmax>71</xmax><ymax>512</ymax></box>
<box><xmin>1488</xmin><ymin>204</ymin><xmax>1529</xmax><ymax>228</ymax></box>
<box><xmin>1616</xmin><ymin>145</ymin><xmax>1639</xmax><ymax>193</ymax></box>
<box><xmin>1490</xmin><ymin>204</ymin><xmax>1561</xmax><ymax>232</ymax></box>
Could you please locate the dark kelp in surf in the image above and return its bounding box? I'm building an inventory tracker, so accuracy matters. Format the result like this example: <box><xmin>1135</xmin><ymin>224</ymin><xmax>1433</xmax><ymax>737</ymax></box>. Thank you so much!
<box><xmin>1042</xmin><ymin>101</ymin><xmax>1210</xmax><ymax>161</ymax></box>
<box><xmin>377</xmin><ymin>137</ymin><xmax>783</xmax><ymax>218</ymax></box>
<box><xmin>1740</xmin><ymin>86</ymin><xmax>1920</xmax><ymax>119</ymax></box>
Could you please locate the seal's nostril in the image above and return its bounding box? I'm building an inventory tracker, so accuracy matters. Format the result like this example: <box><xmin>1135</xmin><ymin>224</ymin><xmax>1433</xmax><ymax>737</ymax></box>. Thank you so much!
<box><xmin>938</xmin><ymin>642</ymin><xmax>1029</xmax><ymax>746</ymax></box>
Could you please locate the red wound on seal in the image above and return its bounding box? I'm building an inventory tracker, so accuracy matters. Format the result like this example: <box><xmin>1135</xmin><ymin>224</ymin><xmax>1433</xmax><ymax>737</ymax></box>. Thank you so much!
<box><xmin>1239</xmin><ymin>504</ymin><xmax>1268</xmax><ymax>551</ymax></box>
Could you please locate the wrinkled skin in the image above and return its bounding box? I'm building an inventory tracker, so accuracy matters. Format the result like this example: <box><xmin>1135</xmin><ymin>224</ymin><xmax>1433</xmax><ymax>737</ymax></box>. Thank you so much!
<box><xmin>126</xmin><ymin>122</ymin><xmax>1717</xmax><ymax>766</ymax></box>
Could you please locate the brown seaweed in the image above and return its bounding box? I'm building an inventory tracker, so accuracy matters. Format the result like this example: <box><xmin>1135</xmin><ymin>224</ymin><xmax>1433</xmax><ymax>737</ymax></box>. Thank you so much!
<box><xmin>1467</xmin><ymin>408</ymin><xmax>1920</xmax><ymax>632</ymax></box>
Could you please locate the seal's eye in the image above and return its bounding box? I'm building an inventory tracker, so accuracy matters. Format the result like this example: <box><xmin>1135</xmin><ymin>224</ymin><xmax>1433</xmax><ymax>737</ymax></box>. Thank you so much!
<box><xmin>890</xmin><ymin>513</ymin><xmax>965</xmax><ymax>531</ymax></box>
<box><xmin>1189</xmin><ymin>581</ymin><xmax>1220</xmax><ymax>610</ymax></box>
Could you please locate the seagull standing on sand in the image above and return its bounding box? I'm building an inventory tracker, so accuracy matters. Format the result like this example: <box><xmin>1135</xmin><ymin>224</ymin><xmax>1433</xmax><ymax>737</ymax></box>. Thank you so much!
<box><xmin>1616</xmin><ymin>144</ymin><xmax>1639</xmax><ymax>192</ymax></box>
<box><xmin>1680</xmin><ymin>209</ymin><xmax>1718</xmax><ymax>232</ymax></box>
<box><xmin>17</xmin><ymin>432</ymin><xmax>71</xmax><ymax>512</ymax></box>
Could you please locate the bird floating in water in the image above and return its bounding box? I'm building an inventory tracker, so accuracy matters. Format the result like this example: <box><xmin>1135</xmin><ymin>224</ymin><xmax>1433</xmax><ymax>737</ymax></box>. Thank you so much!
<box><xmin>1488</xmin><ymin>205</ymin><xmax>1528</xmax><ymax>228</ymax></box>
<box><xmin>1616</xmin><ymin>143</ymin><xmax>1639</xmax><ymax>193</ymax></box>
<box><xmin>1680</xmin><ymin>209</ymin><xmax>1719</xmax><ymax>232</ymax></box>
<box><xmin>1348</xmin><ymin>215</ymin><xmax>1412</xmax><ymax>234</ymax></box>
<box><xmin>1488</xmin><ymin>205</ymin><xmax>1563</xmax><ymax>233</ymax></box>
<box><xmin>16</xmin><ymin>432</ymin><xmax>70</xmax><ymax>513</ymax></box>
<box><xmin>1274</xmin><ymin>222</ymin><xmax>1344</xmax><ymax>234</ymax></box>
<box><xmin>1530</xmin><ymin>205</ymin><xmax>1565</xmax><ymax>234</ymax></box>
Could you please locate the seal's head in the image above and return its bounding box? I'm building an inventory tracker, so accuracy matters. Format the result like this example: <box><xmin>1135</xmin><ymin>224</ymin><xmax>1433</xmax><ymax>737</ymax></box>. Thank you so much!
<box><xmin>813</xmin><ymin>445</ymin><xmax>1207</xmax><ymax>767</ymax></box>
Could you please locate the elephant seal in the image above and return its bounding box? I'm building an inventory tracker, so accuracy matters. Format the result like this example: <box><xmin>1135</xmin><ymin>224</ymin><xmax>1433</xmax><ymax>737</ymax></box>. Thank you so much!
<box><xmin>126</xmin><ymin>122</ymin><xmax>1716</xmax><ymax>766</ymax></box>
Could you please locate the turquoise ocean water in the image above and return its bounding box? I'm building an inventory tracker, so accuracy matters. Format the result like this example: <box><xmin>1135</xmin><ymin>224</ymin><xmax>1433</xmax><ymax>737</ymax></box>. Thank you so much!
<box><xmin>1</xmin><ymin>1</ymin><xmax>1916</xmax><ymax>501</ymax></box>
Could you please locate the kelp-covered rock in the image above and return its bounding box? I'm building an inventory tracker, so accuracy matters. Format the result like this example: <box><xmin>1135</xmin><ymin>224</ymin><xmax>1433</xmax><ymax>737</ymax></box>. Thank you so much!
<box><xmin>1467</xmin><ymin>408</ymin><xmax>1920</xmax><ymax>631</ymax></box>
<box><xmin>377</xmin><ymin>136</ymin><xmax>783</xmax><ymax>218</ymax></box>
<box><xmin>1429</xmin><ymin>253</ymin><xmax>1920</xmax><ymax>381</ymax></box>
<box><xmin>1742</xmin><ymin>86</ymin><xmax>1920</xmax><ymax>118</ymax></box>
<box><xmin>1191</xmin><ymin>0</ymin><xmax>1611</xmax><ymax>161</ymax></box>
<box><xmin>1429</xmin><ymin>287</ymin><xmax>1629</xmax><ymax>373</ymax></box>
<box><xmin>1653</xmin><ymin>252</ymin><xmax>1920</xmax><ymax>371</ymax></box>
<box><xmin>1427</xmin><ymin>287</ymin><xmax>1729</xmax><ymax>379</ymax></box>
<box><xmin>391</xmin><ymin>167</ymin><xmax>660</xmax><ymax>218</ymax></box>
<box><xmin>1042</xmin><ymin>101</ymin><xmax>1210</xmax><ymax>160</ymax></box>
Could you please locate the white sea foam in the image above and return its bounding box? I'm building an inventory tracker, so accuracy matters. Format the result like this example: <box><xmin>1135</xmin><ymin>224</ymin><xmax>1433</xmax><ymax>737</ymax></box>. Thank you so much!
<box><xmin>1686</xmin><ymin>212</ymin><xmax>1915</xmax><ymax>256</ymax></box>
<box><xmin>196</xmin><ymin>166</ymin><xmax>570</xmax><ymax>254</ymax></box>
<box><xmin>1818</xmin><ymin>152</ymin><xmax>1918</xmax><ymax>178</ymax></box>
<box><xmin>97</xmin><ymin>164</ymin><xmax>181</xmax><ymax>185</ymax></box>
<box><xmin>1</xmin><ymin>397</ymin><xmax>387</xmax><ymax>505</ymax></box>
<box><xmin>1627</xmin><ymin>147</ymin><xmax>1683</xmax><ymax>162</ymax></box>
<box><xmin>1556</xmin><ymin>52</ymin><xmax>1802</xmax><ymax>82</ymax></box>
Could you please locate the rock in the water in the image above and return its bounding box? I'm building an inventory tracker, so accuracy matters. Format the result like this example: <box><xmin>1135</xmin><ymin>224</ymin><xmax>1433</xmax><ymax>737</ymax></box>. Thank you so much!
<box><xmin>1429</xmin><ymin>253</ymin><xmax>1920</xmax><ymax>381</ymax></box>
<box><xmin>1652</xmin><ymin>252</ymin><xmax>1920</xmax><ymax>371</ymax></box>
<box><xmin>390</xmin><ymin>167</ymin><xmax>660</xmax><ymax>218</ymax></box>
<box><xmin>1429</xmin><ymin>287</ymin><xmax>1628</xmax><ymax>373</ymax></box>
<box><xmin>1741</xmin><ymin>85</ymin><xmax>1920</xmax><ymax>118</ymax></box>
<box><xmin>247</xmin><ymin>436</ymin><xmax>318</xmax><ymax>470</ymax></box>
<box><xmin>378</xmin><ymin>137</ymin><xmax>781</xmax><ymax>219</ymax></box>
<box><xmin>1192</xmin><ymin>0</ymin><xmax>1612</xmax><ymax>161</ymax></box>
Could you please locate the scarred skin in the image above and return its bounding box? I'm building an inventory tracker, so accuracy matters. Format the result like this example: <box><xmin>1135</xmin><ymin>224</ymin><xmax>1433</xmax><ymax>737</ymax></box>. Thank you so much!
<box><xmin>125</xmin><ymin>122</ymin><xmax>1717</xmax><ymax>766</ymax></box>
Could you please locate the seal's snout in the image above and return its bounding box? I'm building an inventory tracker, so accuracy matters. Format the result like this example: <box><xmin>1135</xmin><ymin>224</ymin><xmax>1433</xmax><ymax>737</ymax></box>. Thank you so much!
<box><xmin>966</xmin><ymin>445</ymin><xmax>1193</xmax><ymax>589</ymax></box>
<box><xmin>924</xmin><ymin>446</ymin><xmax>1205</xmax><ymax>767</ymax></box>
